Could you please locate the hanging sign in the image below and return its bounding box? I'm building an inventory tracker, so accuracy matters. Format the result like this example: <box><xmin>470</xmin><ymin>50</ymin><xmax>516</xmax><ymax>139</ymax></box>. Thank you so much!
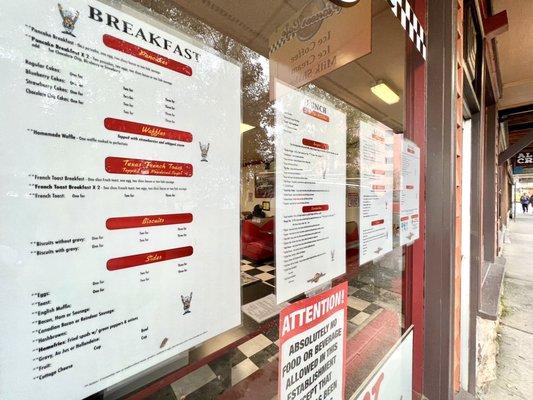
<box><xmin>278</xmin><ymin>282</ymin><xmax>348</xmax><ymax>400</ymax></box>
<box><xmin>269</xmin><ymin>0</ymin><xmax>371</xmax><ymax>90</ymax></box>
<box><xmin>513</xmin><ymin>152</ymin><xmax>533</xmax><ymax>175</ymax></box>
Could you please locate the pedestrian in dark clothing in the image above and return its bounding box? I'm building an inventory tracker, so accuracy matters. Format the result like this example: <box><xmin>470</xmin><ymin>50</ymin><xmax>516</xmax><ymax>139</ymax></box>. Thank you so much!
<box><xmin>520</xmin><ymin>194</ymin><xmax>530</xmax><ymax>213</ymax></box>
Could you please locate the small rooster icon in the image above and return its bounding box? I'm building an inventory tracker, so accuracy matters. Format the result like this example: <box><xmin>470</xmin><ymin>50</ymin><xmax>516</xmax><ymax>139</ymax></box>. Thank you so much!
<box><xmin>181</xmin><ymin>292</ymin><xmax>193</xmax><ymax>315</ymax></box>
<box><xmin>58</xmin><ymin>4</ymin><xmax>79</xmax><ymax>37</ymax></box>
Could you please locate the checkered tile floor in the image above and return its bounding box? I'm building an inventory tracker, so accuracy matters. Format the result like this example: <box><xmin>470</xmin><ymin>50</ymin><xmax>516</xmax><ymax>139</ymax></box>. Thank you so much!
<box><xmin>152</xmin><ymin>279</ymin><xmax>399</xmax><ymax>400</ymax></box>
<box><xmin>240</xmin><ymin>259</ymin><xmax>276</xmax><ymax>288</ymax></box>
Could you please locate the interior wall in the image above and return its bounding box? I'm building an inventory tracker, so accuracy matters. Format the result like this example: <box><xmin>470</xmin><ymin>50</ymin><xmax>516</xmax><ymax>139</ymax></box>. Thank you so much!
<box><xmin>241</xmin><ymin>163</ymin><xmax>275</xmax><ymax>217</ymax></box>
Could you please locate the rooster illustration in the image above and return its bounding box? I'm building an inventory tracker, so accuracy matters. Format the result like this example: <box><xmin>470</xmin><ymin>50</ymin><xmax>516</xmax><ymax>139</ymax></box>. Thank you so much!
<box><xmin>58</xmin><ymin>4</ymin><xmax>79</xmax><ymax>37</ymax></box>
<box><xmin>181</xmin><ymin>292</ymin><xmax>193</xmax><ymax>315</ymax></box>
<box><xmin>199</xmin><ymin>142</ymin><xmax>210</xmax><ymax>162</ymax></box>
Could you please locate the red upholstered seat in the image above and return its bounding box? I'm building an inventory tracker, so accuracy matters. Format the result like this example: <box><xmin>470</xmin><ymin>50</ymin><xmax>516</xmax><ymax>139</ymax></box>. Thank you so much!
<box><xmin>241</xmin><ymin>218</ymin><xmax>274</xmax><ymax>262</ymax></box>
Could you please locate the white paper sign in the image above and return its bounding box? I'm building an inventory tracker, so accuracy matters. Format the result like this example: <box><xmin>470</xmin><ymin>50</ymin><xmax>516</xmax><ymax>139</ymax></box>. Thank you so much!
<box><xmin>241</xmin><ymin>294</ymin><xmax>288</xmax><ymax>323</ymax></box>
<box><xmin>358</xmin><ymin>122</ymin><xmax>394</xmax><ymax>264</ymax></box>
<box><xmin>393</xmin><ymin>136</ymin><xmax>420</xmax><ymax>246</ymax></box>
<box><xmin>351</xmin><ymin>329</ymin><xmax>413</xmax><ymax>400</ymax></box>
<box><xmin>275</xmin><ymin>81</ymin><xmax>347</xmax><ymax>303</ymax></box>
<box><xmin>0</xmin><ymin>2</ymin><xmax>241</xmax><ymax>399</ymax></box>
<box><xmin>279</xmin><ymin>283</ymin><xmax>347</xmax><ymax>400</ymax></box>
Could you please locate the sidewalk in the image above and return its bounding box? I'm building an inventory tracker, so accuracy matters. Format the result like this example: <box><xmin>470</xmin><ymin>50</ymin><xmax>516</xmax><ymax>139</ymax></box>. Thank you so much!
<box><xmin>483</xmin><ymin>210</ymin><xmax>533</xmax><ymax>399</ymax></box>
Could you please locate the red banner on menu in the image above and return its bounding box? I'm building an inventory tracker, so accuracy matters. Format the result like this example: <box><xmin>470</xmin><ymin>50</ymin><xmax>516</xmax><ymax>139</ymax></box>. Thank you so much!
<box><xmin>302</xmin><ymin>138</ymin><xmax>329</xmax><ymax>150</ymax></box>
<box><xmin>107</xmin><ymin>246</ymin><xmax>194</xmax><ymax>271</ymax></box>
<box><xmin>104</xmin><ymin>118</ymin><xmax>193</xmax><ymax>143</ymax></box>
<box><xmin>105</xmin><ymin>157</ymin><xmax>193</xmax><ymax>177</ymax></box>
<box><xmin>278</xmin><ymin>283</ymin><xmax>347</xmax><ymax>400</ymax></box>
<box><xmin>103</xmin><ymin>34</ymin><xmax>192</xmax><ymax>76</ymax></box>
<box><xmin>302</xmin><ymin>204</ymin><xmax>329</xmax><ymax>213</ymax></box>
<box><xmin>106</xmin><ymin>213</ymin><xmax>193</xmax><ymax>230</ymax></box>
<box><xmin>303</xmin><ymin>107</ymin><xmax>330</xmax><ymax>122</ymax></box>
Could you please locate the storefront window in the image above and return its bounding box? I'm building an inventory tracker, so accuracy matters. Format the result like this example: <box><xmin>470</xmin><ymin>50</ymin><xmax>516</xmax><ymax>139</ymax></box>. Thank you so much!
<box><xmin>0</xmin><ymin>0</ymin><xmax>420</xmax><ymax>399</ymax></box>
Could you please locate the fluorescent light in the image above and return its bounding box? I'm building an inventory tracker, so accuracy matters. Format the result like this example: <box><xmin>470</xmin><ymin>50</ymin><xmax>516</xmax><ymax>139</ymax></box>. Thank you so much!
<box><xmin>371</xmin><ymin>82</ymin><xmax>400</xmax><ymax>105</ymax></box>
<box><xmin>240</xmin><ymin>123</ymin><xmax>255</xmax><ymax>133</ymax></box>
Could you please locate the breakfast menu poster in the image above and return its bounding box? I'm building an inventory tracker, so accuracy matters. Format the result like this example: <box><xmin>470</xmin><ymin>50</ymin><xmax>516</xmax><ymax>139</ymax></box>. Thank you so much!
<box><xmin>0</xmin><ymin>1</ymin><xmax>241</xmax><ymax>399</ymax></box>
<box><xmin>275</xmin><ymin>81</ymin><xmax>347</xmax><ymax>304</ymax></box>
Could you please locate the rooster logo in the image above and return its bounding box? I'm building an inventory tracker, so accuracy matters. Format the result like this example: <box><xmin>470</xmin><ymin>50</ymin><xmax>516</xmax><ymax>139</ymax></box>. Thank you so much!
<box><xmin>58</xmin><ymin>4</ymin><xmax>79</xmax><ymax>37</ymax></box>
<box><xmin>307</xmin><ymin>272</ymin><xmax>326</xmax><ymax>283</ymax></box>
<box><xmin>199</xmin><ymin>142</ymin><xmax>210</xmax><ymax>162</ymax></box>
<box><xmin>181</xmin><ymin>292</ymin><xmax>193</xmax><ymax>315</ymax></box>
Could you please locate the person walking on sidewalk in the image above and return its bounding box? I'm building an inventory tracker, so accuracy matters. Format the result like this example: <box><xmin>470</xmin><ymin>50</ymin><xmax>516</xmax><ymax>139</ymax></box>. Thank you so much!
<box><xmin>520</xmin><ymin>193</ymin><xmax>530</xmax><ymax>213</ymax></box>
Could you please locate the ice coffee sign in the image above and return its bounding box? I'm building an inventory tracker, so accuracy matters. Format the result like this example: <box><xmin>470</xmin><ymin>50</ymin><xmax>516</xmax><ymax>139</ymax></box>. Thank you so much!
<box><xmin>269</xmin><ymin>0</ymin><xmax>371</xmax><ymax>89</ymax></box>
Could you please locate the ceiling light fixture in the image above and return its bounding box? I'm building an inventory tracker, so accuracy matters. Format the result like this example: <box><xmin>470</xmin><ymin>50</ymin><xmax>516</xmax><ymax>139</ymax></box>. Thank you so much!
<box><xmin>371</xmin><ymin>82</ymin><xmax>400</xmax><ymax>105</ymax></box>
<box><xmin>329</xmin><ymin>0</ymin><xmax>361</xmax><ymax>7</ymax></box>
<box><xmin>240</xmin><ymin>123</ymin><xmax>255</xmax><ymax>134</ymax></box>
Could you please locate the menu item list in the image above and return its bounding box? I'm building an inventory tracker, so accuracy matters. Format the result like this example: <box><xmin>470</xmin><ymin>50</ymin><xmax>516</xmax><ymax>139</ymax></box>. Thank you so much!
<box><xmin>275</xmin><ymin>81</ymin><xmax>347</xmax><ymax>303</ymax></box>
<box><xmin>0</xmin><ymin>2</ymin><xmax>241</xmax><ymax>399</ymax></box>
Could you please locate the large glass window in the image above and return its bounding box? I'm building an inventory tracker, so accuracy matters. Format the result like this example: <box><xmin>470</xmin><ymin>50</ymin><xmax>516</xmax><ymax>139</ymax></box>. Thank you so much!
<box><xmin>106</xmin><ymin>1</ymin><xmax>411</xmax><ymax>398</ymax></box>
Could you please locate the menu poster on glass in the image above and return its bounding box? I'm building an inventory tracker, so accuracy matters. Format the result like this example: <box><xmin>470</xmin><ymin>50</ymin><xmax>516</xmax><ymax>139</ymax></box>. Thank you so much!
<box><xmin>393</xmin><ymin>135</ymin><xmax>420</xmax><ymax>246</ymax></box>
<box><xmin>279</xmin><ymin>282</ymin><xmax>347</xmax><ymax>400</ymax></box>
<box><xmin>275</xmin><ymin>80</ymin><xmax>347</xmax><ymax>304</ymax></box>
<box><xmin>0</xmin><ymin>1</ymin><xmax>241</xmax><ymax>399</ymax></box>
<box><xmin>358</xmin><ymin>122</ymin><xmax>394</xmax><ymax>265</ymax></box>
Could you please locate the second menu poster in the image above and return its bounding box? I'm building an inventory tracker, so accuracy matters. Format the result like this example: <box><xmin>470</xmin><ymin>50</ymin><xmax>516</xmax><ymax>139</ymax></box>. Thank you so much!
<box><xmin>275</xmin><ymin>81</ymin><xmax>347</xmax><ymax>303</ymax></box>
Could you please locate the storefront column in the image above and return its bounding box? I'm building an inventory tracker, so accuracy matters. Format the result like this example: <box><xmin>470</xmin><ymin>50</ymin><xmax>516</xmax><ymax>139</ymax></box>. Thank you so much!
<box><xmin>425</xmin><ymin>0</ymin><xmax>457</xmax><ymax>399</ymax></box>
<box><xmin>405</xmin><ymin>0</ymin><xmax>427</xmax><ymax>396</ymax></box>
<box><xmin>483</xmin><ymin>104</ymin><xmax>498</xmax><ymax>262</ymax></box>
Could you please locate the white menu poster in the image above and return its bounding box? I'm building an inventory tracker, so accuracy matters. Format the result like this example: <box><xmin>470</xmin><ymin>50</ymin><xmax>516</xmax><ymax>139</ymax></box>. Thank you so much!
<box><xmin>358</xmin><ymin>121</ymin><xmax>394</xmax><ymax>264</ymax></box>
<box><xmin>393</xmin><ymin>135</ymin><xmax>420</xmax><ymax>246</ymax></box>
<box><xmin>275</xmin><ymin>81</ymin><xmax>347</xmax><ymax>303</ymax></box>
<box><xmin>0</xmin><ymin>2</ymin><xmax>241</xmax><ymax>399</ymax></box>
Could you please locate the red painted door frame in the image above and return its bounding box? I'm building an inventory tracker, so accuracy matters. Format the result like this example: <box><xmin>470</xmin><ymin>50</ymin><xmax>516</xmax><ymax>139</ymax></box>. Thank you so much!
<box><xmin>403</xmin><ymin>0</ymin><xmax>427</xmax><ymax>397</ymax></box>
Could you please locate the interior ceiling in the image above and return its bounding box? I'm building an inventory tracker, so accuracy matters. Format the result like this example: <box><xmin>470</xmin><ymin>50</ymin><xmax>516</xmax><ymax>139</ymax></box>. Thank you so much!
<box><xmin>507</xmin><ymin>118</ymin><xmax>533</xmax><ymax>156</ymax></box>
<box><xmin>493</xmin><ymin>0</ymin><xmax>533</xmax><ymax>110</ymax></box>
<box><xmin>171</xmin><ymin>0</ymin><xmax>406</xmax><ymax>163</ymax></box>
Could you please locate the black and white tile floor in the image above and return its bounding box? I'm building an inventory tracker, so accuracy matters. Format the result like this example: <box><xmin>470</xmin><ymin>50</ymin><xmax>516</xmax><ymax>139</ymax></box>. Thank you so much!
<box><xmin>150</xmin><ymin>277</ymin><xmax>400</xmax><ymax>400</ymax></box>
<box><xmin>240</xmin><ymin>259</ymin><xmax>276</xmax><ymax>288</ymax></box>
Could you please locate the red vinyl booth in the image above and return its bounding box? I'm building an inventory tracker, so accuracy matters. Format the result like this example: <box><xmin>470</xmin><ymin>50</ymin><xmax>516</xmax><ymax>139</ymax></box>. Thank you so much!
<box><xmin>241</xmin><ymin>218</ymin><xmax>274</xmax><ymax>262</ymax></box>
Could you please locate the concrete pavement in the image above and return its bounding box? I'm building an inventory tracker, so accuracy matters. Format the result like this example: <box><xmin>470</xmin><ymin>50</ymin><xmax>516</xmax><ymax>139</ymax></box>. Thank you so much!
<box><xmin>483</xmin><ymin>209</ymin><xmax>533</xmax><ymax>399</ymax></box>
